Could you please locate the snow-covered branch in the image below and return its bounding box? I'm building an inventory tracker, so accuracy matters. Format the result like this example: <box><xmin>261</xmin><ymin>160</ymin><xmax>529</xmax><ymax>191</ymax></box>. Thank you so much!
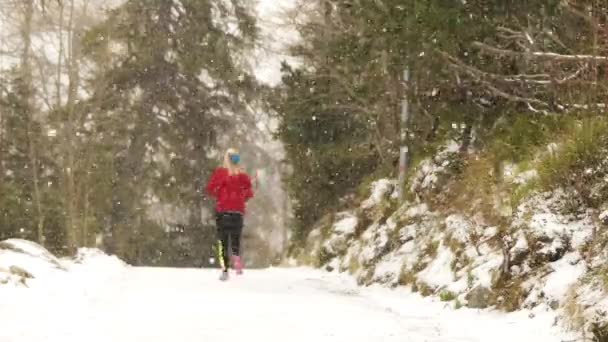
<box><xmin>472</xmin><ymin>41</ymin><xmax>608</xmax><ymax>62</ymax></box>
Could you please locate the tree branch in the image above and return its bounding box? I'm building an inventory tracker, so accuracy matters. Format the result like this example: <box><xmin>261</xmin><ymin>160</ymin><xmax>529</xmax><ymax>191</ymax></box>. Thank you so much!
<box><xmin>472</xmin><ymin>41</ymin><xmax>608</xmax><ymax>62</ymax></box>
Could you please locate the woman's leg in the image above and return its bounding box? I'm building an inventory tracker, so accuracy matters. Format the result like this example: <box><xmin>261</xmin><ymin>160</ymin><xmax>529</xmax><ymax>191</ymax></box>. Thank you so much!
<box><xmin>230</xmin><ymin>226</ymin><xmax>242</xmax><ymax>257</ymax></box>
<box><xmin>229</xmin><ymin>215</ymin><xmax>244</xmax><ymax>274</ymax></box>
<box><xmin>216</xmin><ymin>229</ymin><xmax>229</xmax><ymax>272</ymax></box>
<box><xmin>215</xmin><ymin>214</ymin><xmax>230</xmax><ymax>273</ymax></box>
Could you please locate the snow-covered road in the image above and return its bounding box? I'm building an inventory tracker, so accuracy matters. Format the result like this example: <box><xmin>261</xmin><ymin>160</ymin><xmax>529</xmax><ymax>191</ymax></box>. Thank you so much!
<box><xmin>0</xmin><ymin>265</ymin><xmax>570</xmax><ymax>342</ymax></box>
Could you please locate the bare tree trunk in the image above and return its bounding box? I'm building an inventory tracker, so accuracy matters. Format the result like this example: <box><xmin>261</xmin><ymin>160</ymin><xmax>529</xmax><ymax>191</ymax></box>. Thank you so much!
<box><xmin>0</xmin><ymin>105</ymin><xmax>4</xmax><ymax>186</ymax></box>
<box><xmin>65</xmin><ymin>0</ymin><xmax>79</xmax><ymax>247</ymax></box>
<box><xmin>82</xmin><ymin>183</ymin><xmax>89</xmax><ymax>246</ymax></box>
<box><xmin>20</xmin><ymin>0</ymin><xmax>45</xmax><ymax>245</ymax></box>
<box><xmin>54</xmin><ymin>0</ymin><xmax>85</xmax><ymax>251</ymax></box>
<box><xmin>55</xmin><ymin>1</ymin><xmax>64</xmax><ymax>105</ymax></box>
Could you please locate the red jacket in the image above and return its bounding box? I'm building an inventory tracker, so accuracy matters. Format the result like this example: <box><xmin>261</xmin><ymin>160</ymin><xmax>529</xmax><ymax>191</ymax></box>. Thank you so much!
<box><xmin>206</xmin><ymin>167</ymin><xmax>254</xmax><ymax>214</ymax></box>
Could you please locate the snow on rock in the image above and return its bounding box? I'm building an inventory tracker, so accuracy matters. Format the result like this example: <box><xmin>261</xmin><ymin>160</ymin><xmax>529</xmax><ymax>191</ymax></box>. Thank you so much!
<box><xmin>300</xmin><ymin>165</ymin><xmax>602</xmax><ymax>338</ymax></box>
<box><xmin>404</xmin><ymin>202</ymin><xmax>430</xmax><ymax>218</ymax></box>
<box><xmin>467</xmin><ymin>250</ymin><xmax>504</xmax><ymax>289</ymax></box>
<box><xmin>561</xmin><ymin>278</ymin><xmax>608</xmax><ymax>334</ymax></box>
<box><xmin>332</xmin><ymin>212</ymin><xmax>358</xmax><ymax>236</ymax></box>
<box><xmin>445</xmin><ymin>214</ymin><xmax>473</xmax><ymax>243</ymax></box>
<box><xmin>303</xmin><ymin>227</ymin><xmax>324</xmax><ymax>264</ymax></box>
<box><xmin>361</xmin><ymin>179</ymin><xmax>395</xmax><ymax>209</ymax></box>
<box><xmin>312</xmin><ymin>184</ymin><xmax>597</xmax><ymax>317</ymax></box>
<box><xmin>0</xmin><ymin>239</ymin><xmax>64</xmax><ymax>269</ymax></box>
<box><xmin>399</xmin><ymin>223</ymin><xmax>418</xmax><ymax>243</ymax></box>
<box><xmin>514</xmin><ymin>190</ymin><xmax>595</xmax><ymax>252</ymax></box>
<box><xmin>510</xmin><ymin>230</ymin><xmax>530</xmax><ymax>266</ymax></box>
<box><xmin>599</xmin><ymin>210</ymin><xmax>608</xmax><ymax>224</ymax></box>
<box><xmin>321</xmin><ymin>212</ymin><xmax>359</xmax><ymax>260</ymax></box>
<box><xmin>372</xmin><ymin>241</ymin><xmax>416</xmax><ymax>286</ymax></box>
<box><xmin>417</xmin><ymin>244</ymin><xmax>455</xmax><ymax>290</ymax></box>
<box><xmin>325</xmin><ymin>257</ymin><xmax>341</xmax><ymax>273</ymax></box>
<box><xmin>339</xmin><ymin>240</ymin><xmax>361</xmax><ymax>273</ymax></box>
<box><xmin>483</xmin><ymin>226</ymin><xmax>499</xmax><ymax>238</ymax></box>
<box><xmin>410</xmin><ymin>140</ymin><xmax>460</xmax><ymax>195</ymax></box>
<box><xmin>0</xmin><ymin>239</ymin><xmax>66</xmax><ymax>286</ymax></box>
<box><xmin>358</xmin><ymin>223</ymin><xmax>392</xmax><ymax>267</ymax></box>
<box><xmin>543</xmin><ymin>253</ymin><xmax>586</xmax><ymax>302</ymax></box>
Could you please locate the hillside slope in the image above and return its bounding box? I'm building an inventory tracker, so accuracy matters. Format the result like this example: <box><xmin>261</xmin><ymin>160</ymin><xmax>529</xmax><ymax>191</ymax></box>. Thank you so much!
<box><xmin>293</xmin><ymin>134</ymin><xmax>608</xmax><ymax>339</ymax></box>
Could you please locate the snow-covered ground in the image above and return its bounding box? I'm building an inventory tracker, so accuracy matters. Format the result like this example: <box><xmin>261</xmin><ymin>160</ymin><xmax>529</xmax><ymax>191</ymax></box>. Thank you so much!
<box><xmin>0</xmin><ymin>246</ymin><xmax>572</xmax><ymax>342</ymax></box>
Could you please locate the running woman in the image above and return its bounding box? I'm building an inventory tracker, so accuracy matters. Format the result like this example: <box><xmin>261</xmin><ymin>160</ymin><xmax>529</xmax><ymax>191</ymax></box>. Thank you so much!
<box><xmin>205</xmin><ymin>148</ymin><xmax>254</xmax><ymax>281</ymax></box>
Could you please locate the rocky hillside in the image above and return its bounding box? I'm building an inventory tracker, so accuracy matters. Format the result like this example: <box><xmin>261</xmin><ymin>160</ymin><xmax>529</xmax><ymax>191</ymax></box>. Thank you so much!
<box><xmin>291</xmin><ymin>135</ymin><xmax>608</xmax><ymax>339</ymax></box>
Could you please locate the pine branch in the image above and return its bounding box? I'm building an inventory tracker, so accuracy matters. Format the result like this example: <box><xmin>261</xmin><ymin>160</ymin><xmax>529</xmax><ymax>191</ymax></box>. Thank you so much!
<box><xmin>472</xmin><ymin>41</ymin><xmax>608</xmax><ymax>62</ymax></box>
<box><xmin>436</xmin><ymin>49</ymin><xmax>552</xmax><ymax>108</ymax></box>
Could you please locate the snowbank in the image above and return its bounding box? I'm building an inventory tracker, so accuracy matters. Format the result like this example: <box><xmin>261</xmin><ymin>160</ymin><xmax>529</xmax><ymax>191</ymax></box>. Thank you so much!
<box><xmin>0</xmin><ymin>240</ymin><xmax>128</xmax><ymax>288</ymax></box>
<box><xmin>0</xmin><ymin>239</ymin><xmax>65</xmax><ymax>286</ymax></box>
<box><xmin>72</xmin><ymin>248</ymin><xmax>128</xmax><ymax>270</ymax></box>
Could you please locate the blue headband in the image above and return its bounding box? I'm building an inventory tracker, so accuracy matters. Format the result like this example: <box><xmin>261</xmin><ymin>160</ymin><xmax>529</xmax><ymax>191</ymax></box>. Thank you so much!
<box><xmin>230</xmin><ymin>154</ymin><xmax>240</xmax><ymax>164</ymax></box>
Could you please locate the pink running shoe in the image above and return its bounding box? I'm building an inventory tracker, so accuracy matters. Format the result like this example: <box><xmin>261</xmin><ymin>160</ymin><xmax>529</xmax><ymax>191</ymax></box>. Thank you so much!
<box><xmin>232</xmin><ymin>256</ymin><xmax>243</xmax><ymax>275</ymax></box>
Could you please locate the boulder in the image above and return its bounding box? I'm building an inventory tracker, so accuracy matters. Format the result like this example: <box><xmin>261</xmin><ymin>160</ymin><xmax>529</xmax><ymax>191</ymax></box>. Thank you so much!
<box><xmin>465</xmin><ymin>285</ymin><xmax>493</xmax><ymax>309</ymax></box>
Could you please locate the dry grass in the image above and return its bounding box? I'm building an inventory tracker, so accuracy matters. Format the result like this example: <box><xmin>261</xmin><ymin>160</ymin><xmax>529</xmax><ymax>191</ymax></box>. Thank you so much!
<box><xmin>491</xmin><ymin>277</ymin><xmax>527</xmax><ymax>312</ymax></box>
<box><xmin>562</xmin><ymin>287</ymin><xmax>585</xmax><ymax>332</ymax></box>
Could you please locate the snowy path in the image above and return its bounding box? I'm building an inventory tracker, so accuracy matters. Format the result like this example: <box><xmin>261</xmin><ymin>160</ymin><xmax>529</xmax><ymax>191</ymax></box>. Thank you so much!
<box><xmin>0</xmin><ymin>266</ymin><xmax>568</xmax><ymax>342</ymax></box>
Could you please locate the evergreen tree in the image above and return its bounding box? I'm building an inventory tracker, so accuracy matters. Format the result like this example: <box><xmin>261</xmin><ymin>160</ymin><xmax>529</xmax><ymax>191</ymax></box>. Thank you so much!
<box><xmin>84</xmin><ymin>0</ymin><xmax>257</xmax><ymax>265</ymax></box>
<box><xmin>272</xmin><ymin>0</ymin><xmax>601</xmax><ymax>244</ymax></box>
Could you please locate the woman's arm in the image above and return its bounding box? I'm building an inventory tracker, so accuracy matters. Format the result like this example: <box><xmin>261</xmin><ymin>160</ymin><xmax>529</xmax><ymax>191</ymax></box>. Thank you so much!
<box><xmin>242</xmin><ymin>174</ymin><xmax>254</xmax><ymax>201</ymax></box>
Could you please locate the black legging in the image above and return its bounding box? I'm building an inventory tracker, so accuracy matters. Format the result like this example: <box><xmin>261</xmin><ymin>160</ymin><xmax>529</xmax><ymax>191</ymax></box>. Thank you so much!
<box><xmin>215</xmin><ymin>212</ymin><xmax>243</xmax><ymax>271</ymax></box>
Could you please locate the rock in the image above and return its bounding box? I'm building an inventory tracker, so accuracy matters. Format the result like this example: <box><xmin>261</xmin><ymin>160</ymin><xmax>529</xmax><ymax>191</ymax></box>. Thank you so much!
<box><xmin>465</xmin><ymin>285</ymin><xmax>493</xmax><ymax>309</ymax></box>
<box><xmin>600</xmin><ymin>210</ymin><xmax>608</xmax><ymax>225</ymax></box>
<box><xmin>328</xmin><ymin>235</ymin><xmax>349</xmax><ymax>255</ymax></box>
<box><xmin>510</xmin><ymin>233</ymin><xmax>529</xmax><ymax>266</ymax></box>
<box><xmin>9</xmin><ymin>265</ymin><xmax>34</xmax><ymax>279</ymax></box>
<box><xmin>549</xmin><ymin>299</ymin><xmax>560</xmax><ymax>310</ymax></box>
<box><xmin>537</xmin><ymin>238</ymin><xmax>566</xmax><ymax>263</ymax></box>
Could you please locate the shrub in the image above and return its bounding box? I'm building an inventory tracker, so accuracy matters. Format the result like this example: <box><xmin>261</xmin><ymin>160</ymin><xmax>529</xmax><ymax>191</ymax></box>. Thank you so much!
<box><xmin>488</xmin><ymin>113</ymin><xmax>571</xmax><ymax>164</ymax></box>
<box><xmin>538</xmin><ymin>116</ymin><xmax>608</xmax><ymax>206</ymax></box>
<box><xmin>440</xmin><ymin>290</ymin><xmax>456</xmax><ymax>302</ymax></box>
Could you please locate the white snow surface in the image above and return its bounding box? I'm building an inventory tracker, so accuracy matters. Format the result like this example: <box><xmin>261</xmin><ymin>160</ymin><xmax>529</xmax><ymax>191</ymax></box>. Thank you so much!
<box><xmin>0</xmin><ymin>257</ymin><xmax>573</xmax><ymax>342</ymax></box>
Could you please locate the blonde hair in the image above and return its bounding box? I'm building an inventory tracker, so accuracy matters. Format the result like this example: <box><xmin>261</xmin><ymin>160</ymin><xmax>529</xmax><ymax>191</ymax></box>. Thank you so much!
<box><xmin>223</xmin><ymin>148</ymin><xmax>243</xmax><ymax>175</ymax></box>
